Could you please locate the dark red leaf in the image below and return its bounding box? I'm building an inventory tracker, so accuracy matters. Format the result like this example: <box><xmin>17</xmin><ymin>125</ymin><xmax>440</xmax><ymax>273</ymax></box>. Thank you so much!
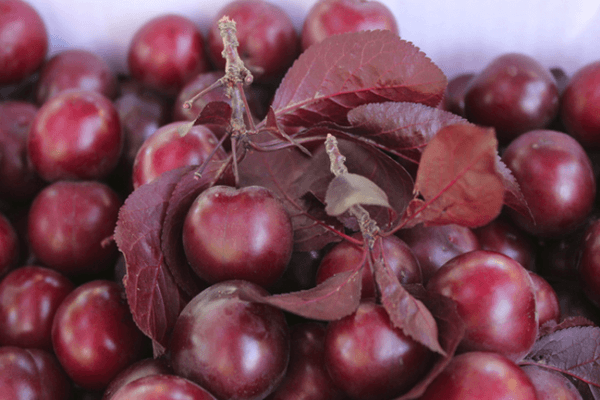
<box><xmin>238</xmin><ymin>268</ymin><xmax>363</xmax><ymax>321</ymax></box>
<box><xmin>176</xmin><ymin>101</ymin><xmax>233</xmax><ymax>137</ymax></box>
<box><xmin>114</xmin><ymin>167</ymin><xmax>192</xmax><ymax>353</ymax></box>
<box><xmin>346</xmin><ymin>102</ymin><xmax>467</xmax><ymax>163</ymax></box>
<box><xmin>395</xmin><ymin>284</ymin><xmax>466</xmax><ymax>399</ymax></box>
<box><xmin>400</xmin><ymin>124</ymin><xmax>504</xmax><ymax>229</ymax></box>
<box><xmin>270</xmin><ymin>30</ymin><xmax>446</xmax><ymax>128</ymax></box>
<box><xmin>495</xmin><ymin>154</ymin><xmax>534</xmax><ymax>222</ymax></box>
<box><xmin>297</xmin><ymin>138</ymin><xmax>413</xmax><ymax>233</ymax></box>
<box><xmin>371</xmin><ymin>239</ymin><xmax>445</xmax><ymax>355</ymax></box>
<box><xmin>239</xmin><ymin>143</ymin><xmax>346</xmax><ymax>252</ymax></box>
<box><xmin>160</xmin><ymin>169</ymin><xmax>213</xmax><ymax>298</ymax></box>
<box><xmin>522</xmin><ymin>325</ymin><xmax>600</xmax><ymax>396</ymax></box>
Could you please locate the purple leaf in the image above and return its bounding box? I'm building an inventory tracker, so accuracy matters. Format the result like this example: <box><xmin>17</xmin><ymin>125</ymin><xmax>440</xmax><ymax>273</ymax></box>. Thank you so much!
<box><xmin>114</xmin><ymin>167</ymin><xmax>192</xmax><ymax>352</ymax></box>
<box><xmin>238</xmin><ymin>268</ymin><xmax>363</xmax><ymax>321</ymax></box>
<box><xmin>522</xmin><ymin>325</ymin><xmax>600</xmax><ymax>396</ymax></box>
<box><xmin>346</xmin><ymin>102</ymin><xmax>468</xmax><ymax>163</ymax></box>
<box><xmin>324</xmin><ymin>173</ymin><xmax>392</xmax><ymax>216</ymax></box>
<box><xmin>400</xmin><ymin>124</ymin><xmax>505</xmax><ymax>229</ymax></box>
<box><xmin>371</xmin><ymin>239</ymin><xmax>445</xmax><ymax>355</ymax></box>
<box><xmin>270</xmin><ymin>30</ymin><xmax>446</xmax><ymax>128</ymax></box>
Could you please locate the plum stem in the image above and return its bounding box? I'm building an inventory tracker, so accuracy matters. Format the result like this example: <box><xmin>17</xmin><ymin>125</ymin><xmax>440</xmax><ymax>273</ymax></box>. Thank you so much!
<box><xmin>325</xmin><ymin>134</ymin><xmax>380</xmax><ymax>249</ymax></box>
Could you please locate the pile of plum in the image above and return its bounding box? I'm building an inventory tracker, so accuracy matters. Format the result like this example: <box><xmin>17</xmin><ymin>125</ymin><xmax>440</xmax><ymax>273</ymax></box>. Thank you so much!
<box><xmin>1</xmin><ymin>0</ymin><xmax>600</xmax><ymax>399</ymax></box>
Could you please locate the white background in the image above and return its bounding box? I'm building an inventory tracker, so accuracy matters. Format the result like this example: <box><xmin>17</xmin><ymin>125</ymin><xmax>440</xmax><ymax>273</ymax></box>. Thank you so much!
<box><xmin>24</xmin><ymin>0</ymin><xmax>600</xmax><ymax>80</ymax></box>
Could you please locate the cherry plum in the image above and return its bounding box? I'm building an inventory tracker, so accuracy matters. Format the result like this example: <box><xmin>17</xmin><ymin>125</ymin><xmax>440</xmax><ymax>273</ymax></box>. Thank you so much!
<box><xmin>0</xmin><ymin>265</ymin><xmax>74</xmax><ymax>350</ymax></box>
<box><xmin>316</xmin><ymin>234</ymin><xmax>421</xmax><ymax>299</ymax></box>
<box><xmin>324</xmin><ymin>301</ymin><xmax>434</xmax><ymax>400</ymax></box>
<box><xmin>27</xmin><ymin>89</ymin><xmax>123</xmax><ymax>182</ymax></box>
<box><xmin>110</xmin><ymin>374</ymin><xmax>217</xmax><ymax>400</ymax></box>
<box><xmin>0</xmin><ymin>212</ymin><xmax>19</xmax><ymax>278</ymax></box>
<box><xmin>426</xmin><ymin>250</ymin><xmax>538</xmax><ymax>361</ymax></box>
<box><xmin>0</xmin><ymin>0</ymin><xmax>48</xmax><ymax>85</ymax></box>
<box><xmin>182</xmin><ymin>185</ymin><xmax>294</xmax><ymax>288</ymax></box>
<box><xmin>464</xmin><ymin>53</ymin><xmax>559</xmax><ymax>143</ymax></box>
<box><xmin>419</xmin><ymin>351</ymin><xmax>538</xmax><ymax>400</ymax></box>
<box><xmin>132</xmin><ymin>121</ymin><xmax>228</xmax><ymax>189</ymax></box>
<box><xmin>27</xmin><ymin>180</ymin><xmax>121</xmax><ymax>276</ymax></box>
<box><xmin>128</xmin><ymin>14</ymin><xmax>209</xmax><ymax>95</ymax></box>
<box><xmin>36</xmin><ymin>48</ymin><xmax>117</xmax><ymax>104</ymax></box>
<box><xmin>0</xmin><ymin>346</ymin><xmax>72</xmax><ymax>400</ymax></box>
<box><xmin>207</xmin><ymin>0</ymin><xmax>300</xmax><ymax>83</ymax></box>
<box><xmin>169</xmin><ymin>280</ymin><xmax>290</xmax><ymax>400</ymax></box>
<box><xmin>51</xmin><ymin>280</ymin><xmax>147</xmax><ymax>391</ymax></box>
<box><xmin>502</xmin><ymin>129</ymin><xmax>596</xmax><ymax>238</ymax></box>
<box><xmin>301</xmin><ymin>0</ymin><xmax>399</xmax><ymax>51</ymax></box>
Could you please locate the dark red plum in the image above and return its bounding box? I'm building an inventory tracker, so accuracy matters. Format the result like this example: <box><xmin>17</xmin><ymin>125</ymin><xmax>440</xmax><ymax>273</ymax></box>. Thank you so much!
<box><xmin>27</xmin><ymin>89</ymin><xmax>123</xmax><ymax>181</ymax></box>
<box><xmin>27</xmin><ymin>180</ymin><xmax>121</xmax><ymax>276</ymax></box>
<box><xmin>464</xmin><ymin>53</ymin><xmax>559</xmax><ymax>143</ymax></box>
<box><xmin>182</xmin><ymin>185</ymin><xmax>294</xmax><ymax>289</ymax></box>
<box><xmin>0</xmin><ymin>265</ymin><xmax>74</xmax><ymax>350</ymax></box>
<box><xmin>132</xmin><ymin>121</ymin><xmax>228</xmax><ymax>189</ymax></box>
<box><xmin>502</xmin><ymin>129</ymin><xmax>596</xmax><ymax>238</ymax></box>
<box><xmin>102</xmin><ymin>358</ymin><xmax>172</xmax><ymax>400</ymax></box>
<box><xmin>207</xmin><ymin>0</ymin><xmax>300</xmax><ymax>83</ymax></box>
<box><xmin>109</xmin><ymin>374</ymin><xmax>217</xmax><ymax>400</ymax></box>
<box><xmin>0</xmin><ymin>346</ymin><xmax>73</xmax><ymax>400</ymax></box>
<box><xmin>301</xmin><ymin>0</ymin><xmax>399</xmax><ymax>51</ymax></box>
<box><xmin>419</xmin><ymin>352</ymin><xmax>538</xmax><ymax>400</ymax></box>
<box><xmin>0</xmin><ymin>212</ymin><xmax>19</xmax><ymax>278</ymax></box>
<box><xmin>324</xmin><ymin>301</ymin><xmax>434</xmax><ymax>400</ymax></box>
<box><xmin>426</xmin><ymin>250</ymin><xmax>538</xmax><ymax>361</ymax></box>
<box><xmin>265</xmin><ymin>322</ymin><xmax>346</xmax><ymax>400</ymax></box>
<box><xmin>127</xmin><ymin>14</ymin><xmax>209</xmax><ymax>96</ymax></box>
<box><xmin>560</xmin><ymin>61</ymin><xmax>600</xmax><ymax>150</ymax></box>
<box><xmin>316</xmin><ymin>234</ymin><xmax>421</xmax><ymax>299</ymax></box>
<box><xmin>0</xmin><ymin>0</ymin><xmax>48</xmax><ymax>85</ymax></box>
<box><xmin>396</xmin><ymin>223</ymin><xmax>479</xmax><ymax>283</ymax></box>
<box><xmin>51</xmin><ymin>280</ymin><xmax>147</xmax><ymax>391</ymax></box>
<box><xmin>36</xmin><ymin>48</ymin><xmax>117</xmax><ymax>104</ymax></box>
<box><xmin>521</xmin><ymin>364</ymin><xmax>583</xmax><ymax>400</ymax></box>
<box><xmin>169</xmin><ymin>280</ymin><xmax>290</xmax><ymax>400</ymax></box>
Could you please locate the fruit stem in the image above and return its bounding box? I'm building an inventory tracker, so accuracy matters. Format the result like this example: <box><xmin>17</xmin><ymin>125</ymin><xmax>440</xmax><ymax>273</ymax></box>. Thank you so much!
<box><xmin>325</xmin><ymin>134</ymin><xmax>380</xmax><ymax>249</ymax></box>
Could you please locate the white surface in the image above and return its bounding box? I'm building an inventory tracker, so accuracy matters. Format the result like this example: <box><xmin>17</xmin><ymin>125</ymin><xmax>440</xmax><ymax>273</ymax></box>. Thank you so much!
<box><xmin>24</xmin><ymin>0</ymin><xmax>600</xmax><ymax>80</ymax></box>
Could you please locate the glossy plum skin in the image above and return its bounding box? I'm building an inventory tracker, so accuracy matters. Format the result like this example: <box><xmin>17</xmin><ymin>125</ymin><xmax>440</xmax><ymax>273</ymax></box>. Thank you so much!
<box><xmin>128</xmin><ymin>14</ymin><xmax>209</xmax><ymax>95</ymax></box>
<box><xmin>502</xmin><ymin>129</ymin><xmax>596</xmax><ymax>238</ymax></box>
<box><xmin>102</xmin><ymin>358</ymin><xmax>172</xmax><ymax>400</ymax></box>
<box><xmin>27</xmin><ymin>180</ymin><xmax>121</xmax><ymax>276</ymax></box>
<box><xmin>578</xmin><ymin>218</ymin><xmax>600</xmax><ymax>307</ymax></box>
<box><xmin>169</xmin><ymin>280</ymin><xmax>290</xmax><ymax>400</ymax></box>
<box><xmin>51</xmin><ymin>280</ymin><xmax>147</xmax><ymax>391</ymax></box>
<box><xmin>0</xmin><ymin>212</ymin><xmax>19</xmax><ymax>278</ymax></box>
<box><xmin>324</xmin><ymin>301</ymin><xmax>434</xmax><ymax>400</ymax></box>
<box><xmin>464</xmin><ymin>53</ymin><xmax>559</xmax><ymax>143</ymax></box>
<box><xmin>207</xmin><ymin>0</ymin><xmax>300</xmax><ymax>83</ymax></box>
<box><xmin>0</xmin><ymin>101</ymin><xmax>45</xmax><ymax>202</ymax></box>
<box><xmin>35</xmin><ymin>49</ymin><xmax>117</xmax><ymax>104</ymax></box>
<box><xmin>182</xmin><ymin>185</ymin><xmax>294</xmax><ymax>288</ymax></box>
<box><xmin>528</xmin><ymin>271</ymin><xmax>561</xmax><ymax>327</ymax></box>
<box><xmin>560</xmin><ymin>61</ymin><xmax>600</xmax><ymax>150</ymax></box>
<box><xmin>0</xmin><ymin>0</ymin><xmax>48</xmax><ymax>85</ymax></box>
<box><xmin>301</xmin><ymin>0</ymin><xmax>399</xmax><ymax>51</ymax></box>
<box><xmin>27</xmin><ymin>90</ymin><xmax>124</xmax><ymax>182</ymax></box>
<box><xmin>132</xmin><ymin>121</ymin><xmax>228</xmax><ymax>189</ymax></box>
<box><xmin>521</xmin><ymin>364</ymin><xmax>583</xmax><ymax>400</ymax></box>
<box><xmin>265</xmin><ymin>322</ymin><xmax>346</xmax><ymax>400</ymax></box>
<box><xmin>110</xmin><ymin>375</ymin><xmax>217</xmax><ymax>400</ymax></box>
<box><xmin>473</xmin><ymin>217</ymin><xmax>536</xmax><ymax>271</ymax></box>
<box><xmin>396</xmin><ymin>223</ymin><xmax>479</xmax><ymax>283</ymax></box>
<box><xmin>419</xmin><ymin>352</ymin><xmax>538</xmax><ymax>400</ymax></box>
<box><xmin>0</xmin><ymin>265</ymin><xmax>74</xmax><ymax>350</ymax></box>
<box><xmin>0</xmin><ymin>346</ymin><xmax>73</xmax><ymax>400</ymax></box>
<box><xmin>443</xmin><ymin>72</ymin><xmax>475</xmax><ymax>117</ymax></box>
<box><xmin>316</xmin><ymin>234</ymin><xmax>421</xmax><ymax>299</ymax></box>
<box><xmin>426</xmin><ymin>250</ymin><xmax>538</xmax><ymax>361</ymax></box>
